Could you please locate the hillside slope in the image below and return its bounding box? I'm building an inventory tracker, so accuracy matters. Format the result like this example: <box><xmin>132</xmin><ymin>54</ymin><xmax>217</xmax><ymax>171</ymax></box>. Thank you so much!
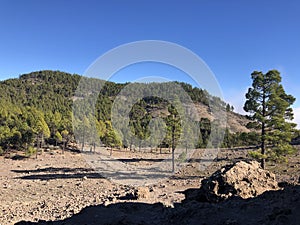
<box><xmin>0</xmin><ymin>70</ymin><xmax>251</xmax><ymax>151</ymax></box>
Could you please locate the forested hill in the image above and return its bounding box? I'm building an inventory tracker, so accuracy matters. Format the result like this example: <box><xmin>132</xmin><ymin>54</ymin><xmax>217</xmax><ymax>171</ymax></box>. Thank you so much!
<box><xmin>0</xmin><ymin>70</ymin><xmax>227</xmax><ymax>114</ymax></box>
<box><xmin>0</xmin><ymin>71</ymin><xmax>81</xmax><ymax>114</ymax></box>
<box><xmin>0</xmin><ymin>70</ymin><xmax>254</xmax><ymax>154</ymax></box>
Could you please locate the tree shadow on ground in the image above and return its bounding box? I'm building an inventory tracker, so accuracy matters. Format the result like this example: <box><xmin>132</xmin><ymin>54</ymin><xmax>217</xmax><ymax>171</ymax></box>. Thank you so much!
<box><xmin>170</xmin><ymin>175</ymin><xmax>205</xmax><ymax>180</ymax></box>
<box><xmin>108</xmin><ymin>158</ymin><xmax>168</xmax><ymax>163</ymax></box>
<box><xmin>12</xmin><ymin>167</ymin><xmax>104</xmax><ymax>180</ymax></box>
<box><xmin>12</xmin><ymin>166</ymin><xmax>171</xmax><ymax>181</ymax></box>
<box><xmin>187</xmin><ymin>157</ymin><xmax>246</xmax><ymax>163</ymax></box>
<box><xmin>14</xmin><ymin>172</ymin><xmax>104</xmax><ymax>180</ymax></box>
<box><xmin>14</xmin><ymin>185</ymin><xmax>300</xmax><ymax>225</ymax></box>
<box><xmin>10</xmin><ymin>155</ymin><xmax>28</xmax><ymax>160</ymax></box>
<box><xmin>12</xmin><ymin>167</ymin><xmax>94</xmax><ymax>174</ymax></box>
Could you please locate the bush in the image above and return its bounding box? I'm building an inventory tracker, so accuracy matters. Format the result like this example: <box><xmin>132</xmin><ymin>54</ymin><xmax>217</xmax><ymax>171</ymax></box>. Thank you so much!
<box><xmin>248</xmin><ymin>150</ymin><xmax>267</xmax><ymax>160</ymax></box>
<box><xmin>25</xmin><ymin>146</ymin><xmax>36</xmax><ymax>156</ymax></box>
<box><xmin>249</xmin><ymin>145</ymin><xmax>296</xmax><ymax>164</ymax></box>
<box><xmin>267</xmin><ymin>144</ymin><xmax>296</xmax><ymax>163</ymax></box>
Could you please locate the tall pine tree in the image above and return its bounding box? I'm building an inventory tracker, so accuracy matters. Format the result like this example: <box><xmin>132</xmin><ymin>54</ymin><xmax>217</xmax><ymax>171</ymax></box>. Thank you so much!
<box><xmin>244</xmin><ymin>70</ymin><xmax>296</xmax><ymax>168</ymax></box>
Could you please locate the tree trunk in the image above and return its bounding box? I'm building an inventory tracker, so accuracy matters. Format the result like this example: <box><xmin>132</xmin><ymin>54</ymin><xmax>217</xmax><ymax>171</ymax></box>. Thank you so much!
<box><xmin>41</xmin><ymin>134</ymin><xmax>44</xmax><ymax>154</ymax></box>
<box><xmin>185</xmin><ymin>141</ymin><xmax>188</xmax><ymax>154</ymax></box>
<box><xmin>82</xmin><ymin>134</ymin><xmax>85</xmax><ymax>151</ymax></box>
<box><xmin>261</xmin><ymin>122</ymin><xmax>266</xmax><ymax>169</ymax></box>
<box><xmin>36</xmin><ymin>135</ymin><xmax>38</xmax><ymax>159</ymax></box>
<box><xmin>172</xmin><ymin>148</ymin><xmax>175</xmax><ymax>173</ymax></box>
<box><xmin>261</xmin><ymin>81</ymin><xmax>266</xmax><ymax>169</ymax></box>
<box><xmin>62</xmin><ymin>141</ymin><xmax>65</xmax><ymax>154</ymax></box>
<box><xmin>172</xmin><ymin>125</ymin><xmax>175</xmax><ymax>173</ymax></box>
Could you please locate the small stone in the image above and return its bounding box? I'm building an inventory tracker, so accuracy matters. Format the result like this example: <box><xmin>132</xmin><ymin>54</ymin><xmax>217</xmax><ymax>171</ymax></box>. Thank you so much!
<box><xmin>103</xmin><ymin>201</ymin><xmax>109</xmax><ymax>206</ymax></box>
<box><xmin>135</xmin><ymin>187</ymin><xmax>150</xmax><ymax>199</ymax></box>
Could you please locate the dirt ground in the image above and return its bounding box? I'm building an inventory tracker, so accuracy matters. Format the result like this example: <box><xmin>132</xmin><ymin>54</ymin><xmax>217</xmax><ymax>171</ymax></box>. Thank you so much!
<box><xmin>0</xmin><ymin>146</ymin><xmax>299</xmax><ymax>225</ymax></box>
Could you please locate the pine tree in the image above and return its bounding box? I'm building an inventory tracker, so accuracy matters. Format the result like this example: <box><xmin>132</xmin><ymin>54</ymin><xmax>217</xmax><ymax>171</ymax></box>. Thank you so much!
<box><xmin>166</xmin><ymin>103</ymin><xmax>182</xmax><ymax>173</ymax></box>
<box><xmin>103</xmin><ymin>121</ymin><xmax>122</xmax><ymax>155</ymax></box>
<box><xmin>244</xmin><ymin>70</ymin><xmax>296</xmax><ymax>168</ymax></box>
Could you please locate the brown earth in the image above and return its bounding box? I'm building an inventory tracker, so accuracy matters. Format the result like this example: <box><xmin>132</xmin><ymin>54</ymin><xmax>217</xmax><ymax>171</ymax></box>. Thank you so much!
<box><xmin>194</xmin><ymin>102</ymin><xmax>251</xmax><ymax>133</ymax></box>
<box><xmin>0</xmin><ymin>146</ymin><xmax>299</xmax><ymax>225</ymax></box>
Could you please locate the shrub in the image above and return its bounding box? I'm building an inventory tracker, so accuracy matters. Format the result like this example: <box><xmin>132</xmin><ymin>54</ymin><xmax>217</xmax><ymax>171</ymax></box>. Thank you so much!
<box><xmin>25</xmin><ymin>146</ymin><xmax>36</xmax><ymax>156</ymax></box>
<box><xmin>248</xmin><ymin>150</ymin><xmax>267</xmax><ymax>160</ymax></box>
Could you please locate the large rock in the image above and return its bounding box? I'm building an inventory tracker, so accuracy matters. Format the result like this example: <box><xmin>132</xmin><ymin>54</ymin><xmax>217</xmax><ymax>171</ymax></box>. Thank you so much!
<box><xmin>194</xmin><ymin>161</ymin><xmax>279</xmax><ymax>203</ymax></box>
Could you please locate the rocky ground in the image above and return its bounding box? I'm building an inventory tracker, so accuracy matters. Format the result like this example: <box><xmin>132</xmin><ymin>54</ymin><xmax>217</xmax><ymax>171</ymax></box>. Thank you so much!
<box><xmin>0</xmin><ymin>147</ymin><xmax>299</xmax><ymax>225</ymax></box>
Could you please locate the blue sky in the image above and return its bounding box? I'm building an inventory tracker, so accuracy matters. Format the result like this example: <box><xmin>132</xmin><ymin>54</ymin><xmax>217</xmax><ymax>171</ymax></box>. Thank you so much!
<box><xmin>0</xmin><ymin>0</ymin><xmax>300</xmax><ymax>125</ymax></box>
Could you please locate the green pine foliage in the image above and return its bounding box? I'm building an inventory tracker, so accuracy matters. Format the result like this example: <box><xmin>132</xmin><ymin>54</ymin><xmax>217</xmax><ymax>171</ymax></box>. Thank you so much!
<box><xmin>244</xmin><ymin>70</ymin><xmax>297</xmax><ymax>168</ymax></box>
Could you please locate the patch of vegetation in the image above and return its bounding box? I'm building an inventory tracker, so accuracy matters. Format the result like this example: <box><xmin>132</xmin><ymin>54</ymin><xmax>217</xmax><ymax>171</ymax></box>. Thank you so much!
<box><xmin>0</xmin><ymin>70</ymin><xmax>234</xmax><ymax>153</ymax></box>
<box><xmin>1</xmin><ymin>69</ymin><xmax>296</xmax><ymax>160</ymax></box>
<box><xmin>25</xmin><ymin>146</ymin><xmax>36</xmax><ymax>157</ymax></box>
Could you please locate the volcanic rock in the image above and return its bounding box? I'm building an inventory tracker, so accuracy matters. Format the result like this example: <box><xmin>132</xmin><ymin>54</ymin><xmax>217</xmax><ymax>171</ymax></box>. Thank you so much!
<box><xmin>190</xmin><ymin>161</ymin><xmax>279</xmax><ymax>203</ymax></box>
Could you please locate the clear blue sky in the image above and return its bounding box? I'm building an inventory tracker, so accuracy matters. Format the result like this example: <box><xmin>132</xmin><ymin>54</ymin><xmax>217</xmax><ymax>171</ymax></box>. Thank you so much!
<box><xmin>0</xmin><ymin>0</ymin><xmax>300</xmax><ymax>125</ymax></box>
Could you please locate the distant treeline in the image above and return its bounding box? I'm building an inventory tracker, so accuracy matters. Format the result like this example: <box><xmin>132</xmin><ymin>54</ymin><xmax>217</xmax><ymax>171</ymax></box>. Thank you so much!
<box><xmin>0</xmin><ymin>70</ymin><xmax>257</xmax><ymax>155</ymax></box>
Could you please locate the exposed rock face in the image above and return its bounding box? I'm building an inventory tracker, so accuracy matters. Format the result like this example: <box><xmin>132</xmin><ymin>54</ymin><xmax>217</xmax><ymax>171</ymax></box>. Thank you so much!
<box><xmin>196</xmin><ymin>161</ymin><xmax>279</xmax><ymax>202</ymax></box>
